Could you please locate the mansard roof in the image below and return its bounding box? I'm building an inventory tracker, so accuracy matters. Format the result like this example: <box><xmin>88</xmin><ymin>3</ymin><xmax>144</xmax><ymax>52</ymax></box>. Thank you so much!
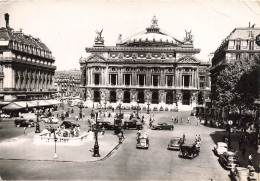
<box><xmin>0</xmin><ymin>27</ymin><xmax>51</xmax><ymax>52</ymax></box>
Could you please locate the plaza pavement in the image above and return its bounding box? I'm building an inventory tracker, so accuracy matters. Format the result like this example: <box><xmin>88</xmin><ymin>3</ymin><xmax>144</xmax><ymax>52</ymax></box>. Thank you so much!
<box><xmin>0</xmin><ymin>129</ymin><xmax>125</xmax><ymax>163</ymax></box>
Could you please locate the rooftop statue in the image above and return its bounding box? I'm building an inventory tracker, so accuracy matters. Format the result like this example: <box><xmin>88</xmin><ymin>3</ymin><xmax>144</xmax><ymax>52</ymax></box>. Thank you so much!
<box><xmin>151</xmin><ymin>16</ymin><xmax>158</xmax><ymax>28</ymax></box>
<box><xmin>184</xmin><ymin>30</ymin><xmax>193</xmax><ymax>43</ymax></box>
<box><xmin>95</xmin><ymin>29</ymin><xmax>104</xmax><ymax>43</ymax></box>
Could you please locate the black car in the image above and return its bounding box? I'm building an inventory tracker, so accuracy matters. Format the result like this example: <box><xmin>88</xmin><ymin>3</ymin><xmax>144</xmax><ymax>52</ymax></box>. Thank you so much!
<box><xmin>151</xmin><ymin>123</ymin><xmax>174</xmax><ymax>130</ymax></box>
<box><xmin>96</xmin><ymin>121</ymin><xmax>114</xmax><ymax>130</ymax></box>
<box><xmin>14</xmin><ymin>119</ymin><xmax>35</xmax><ymax>127</ymax></box>
<box><xmin>179</xmin><ymin>143</ymin><xmax>200</xmax><ymax>159</ymax></box>
<box><xmin>123</xmin><ymin>120</ymin><xmax>143</xmax><ymax>130</ymax></box>
<box><xmin>60</xmin><ymin>121</ymin><xmax>80</xmax><ymax>129</ymax></box>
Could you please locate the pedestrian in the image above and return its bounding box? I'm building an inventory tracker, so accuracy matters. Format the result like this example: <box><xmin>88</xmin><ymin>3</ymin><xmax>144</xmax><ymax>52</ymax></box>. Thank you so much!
<box><xmin>195</xmin><ymin>135</ymin><xmax>198</xmax><ymax>142</ymax></box>
<box><xmin>242</xmin><ymin>145</ymin><xmax>246</xmax><ymax>157</ymax></box>
<box><xmin>24</xmin><ymin>127</ymin><xmax>27</xmax><ymax>135</ymax></box>
<box><xmin>182</xmin><ymin>133</ymin><xmax>186</xmax><ymax>144</ymax></box>
<box><xmin>198</xmin><ymin>135</ymin><xmax>201</xmax><ymax>142</ymax></box>
<box><xmin>187</xmin><ymin>117</ymin><xmax>190</xmax><ymax>123</ymax></box>
<box><xmin>239</xmin><ymin>138</ymin><xmax>243</xmax><ymax>150</ymax></box>
<box><xmin>248</xmin><ymin>154</ymin><xmax>253</xmax><ymax>166</ymax></box>
<box><xmin>171</xmin><ymin>116</ymin><xmax>174</xmax><ymax>122</ymax></box>
<box><xmin>101</xmin><ymin>127</ymin><xmax>105</xmax><ymax>135</ymax></box>
<box><xmin>180</xmin><ymin>118</ymin><xmax>183</xmax><ymax>124</ymax></box>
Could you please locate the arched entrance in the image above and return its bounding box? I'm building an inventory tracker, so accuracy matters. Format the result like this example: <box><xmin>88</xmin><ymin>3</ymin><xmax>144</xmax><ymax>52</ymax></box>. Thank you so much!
<box><xmin>110</xmin><ymin>91</ymin><xmax>117</xmax><ymax>103</ymax></box>
<box><xmin>137</xmin><ymin>91</ymin><xmax>145</xmax><ymax>103</ymax></box>
<box><xmin>198</xmin><ymin>91</ymin><xmax>203</xmax><ymax>105</ymax></box>
<box><xmin>123</xmin><ymin>91</ymin><xmax>130</xmax><ymax>103</ymax></box>
<box><xmin>152</xmin><ymin>92</ymin><xmax>159</xmax><ymax>104</ymax></box>
<box><xmin>182</xmin><ymin>91</ymin><xmax>190</xmax><ymax>105</ymax></box>
<box><xmin>166</xmin><ymin>92</ymin><xmax>173</xmax><ymax>104</ymax></box>
<box><xmin>94</xmin><ymin>90</ymin><xmax>100</xmax><ymax>102</ymax></box>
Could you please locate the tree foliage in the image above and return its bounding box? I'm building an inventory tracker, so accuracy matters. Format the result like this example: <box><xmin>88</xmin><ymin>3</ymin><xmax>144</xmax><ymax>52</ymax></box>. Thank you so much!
<box><xmin>215</xmin><ymin>53</ymin><xmax>260</xmax><ymax>112</ymax></box>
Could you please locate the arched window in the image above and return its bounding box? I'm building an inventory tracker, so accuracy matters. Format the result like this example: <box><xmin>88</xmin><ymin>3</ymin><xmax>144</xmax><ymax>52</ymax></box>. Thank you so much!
<box><xmin>152</xmin><ymin>92</ymin><xmax>159</xmax><ymax>104</ymax></box>
<box><xmin>110</xmin><ymin>91</ymin><xmax>117</xmax><ymax>103</ymax></box>
<box><xmin>137</xmin><ymin>91</ymin><xmax>145</xmax><ymax>103</ymax></box>
<box><xmin>94</xmin><ymin>90</ymin><xmax>100</xmax><ymax>102</ymax></box>
<box><xmin>166</xmin><ymin>92</ymin><xmax>173</xmax><ymax>104</ymax></box>
<box><xmin>123</xmin><ymin>91</ymin><xmax>130</xmax><ymax>103</ymax></box>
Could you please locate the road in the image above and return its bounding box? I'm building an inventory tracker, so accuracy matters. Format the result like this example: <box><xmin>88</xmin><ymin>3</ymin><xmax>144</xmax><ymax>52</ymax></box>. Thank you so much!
<box><xmin>0</xmin><ymin>110</ymin><xmax>231</xmax><ymax>180</ymax></box>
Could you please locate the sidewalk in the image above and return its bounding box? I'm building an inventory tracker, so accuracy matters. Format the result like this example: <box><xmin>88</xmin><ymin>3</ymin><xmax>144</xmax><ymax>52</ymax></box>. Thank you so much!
<box><xmin>0</xmin><ymin>131</ymin><xmax>124</xmax><ymax>162</ymax></box>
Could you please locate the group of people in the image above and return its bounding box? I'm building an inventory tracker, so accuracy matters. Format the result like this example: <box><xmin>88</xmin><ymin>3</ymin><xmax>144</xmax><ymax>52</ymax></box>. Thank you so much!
<box><xmin>171</xmin><ymin>116</ymin><xmax>190</xmax><ymax>124</ymax></box>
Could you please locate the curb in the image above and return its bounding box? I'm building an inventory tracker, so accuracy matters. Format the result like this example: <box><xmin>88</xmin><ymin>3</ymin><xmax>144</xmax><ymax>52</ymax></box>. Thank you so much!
<box><xmin>0</xmin><ymin>136</ymin><xmax>127</xmax><ymax>163</ymax></box>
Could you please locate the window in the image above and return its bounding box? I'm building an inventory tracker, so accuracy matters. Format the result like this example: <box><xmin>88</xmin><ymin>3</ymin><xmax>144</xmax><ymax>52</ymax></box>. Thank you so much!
<box><xmin>94</xmin><ymin>74</ymin><xmax>100</xmax><ymax>85</ymax></box>
<box><xmin>152</xmin><ymin>75</ymin><xmax>160</xmax><ymax>86</ymax></box>
<box><xmin>200</xmin><ymin>82</ymin><xmax>204</xmax><ymax>88</ymax></box>
<box><xmin>166</xmin><ymin>75</ymin><xmax>173</xmax><ymax>86</ymax></box>
<box><xmin>138</xmin><ymin>74</ymin><xmax>145</xmax><ymax>86</ymax></box>
<box><xmin>124</xmin><ymin>74</ymin><xmax>131</xmax><ymax>85</ymax></box>
<box><xmin>110</xmin><ymin>74</ymin><xmax>117</xmax><ymax>85</ymax></box>
<box><xmin>236</xmin><ymin>54</ymin><xmax>241</xmax><ymax>60</ymax></box>
<box><xmin>236</xmin><ymin>40</ymin><xmax>241</xmax><ymax>50</ymax></box>
<box><xmin>249</xmin><ymin>41</ymin><xmax>254</xmax><ymax>50</ymax></box>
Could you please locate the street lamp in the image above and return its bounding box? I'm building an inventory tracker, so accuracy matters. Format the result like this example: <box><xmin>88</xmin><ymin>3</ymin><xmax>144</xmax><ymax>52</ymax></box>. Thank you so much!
<box><xmin>137</xmin><ymin>99</ymin><xmax>140</xmax><ymax>117</ymax></box>
<box><xmin>104</xmin><ymin>99</ymin><xmax>107</xmax><ymax>112</ymax></box>
<box><xmin>93</xmin><ymin>110</ymin><xmax>100</xmax><ymax>157</ymax></box>
<box><xmin>79</xmin><ymin>99</ymin><xmax>83</xmax><ymax>119</ymax></box>
<box><xmin>228</xmin><ymin>120</ymin><xmax>233</xmax><ymax>149</ymax></box>
<box><xmin>119</xmin><ymin>101</ymin><xmax>122</xmax><ymax>116</ymax></box>
<box><xmin>53</xmin><ymin>129</ymin><xmax>58</xmax><ymax>159</ymax></box>
<box><xmin>35</xmin><ymin>101</ymin><xmax>41</xmax><ymax>133</ymax></box>
<box><xmin>147</xmin><ymin>102</ymin><xmax>150</xmax><ymax>114</ymax></box>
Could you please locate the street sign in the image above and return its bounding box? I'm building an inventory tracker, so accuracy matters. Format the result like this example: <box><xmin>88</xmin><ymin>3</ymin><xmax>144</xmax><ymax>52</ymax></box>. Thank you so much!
<box><xmin>256</xmin><ymin>34</ymin><xmax>260</xmax><ymax>46</ymax></box>
<box><xmin>228</xmin><ymin>120</ymin><xmax>233</xmax><ymax>125</ymax></box>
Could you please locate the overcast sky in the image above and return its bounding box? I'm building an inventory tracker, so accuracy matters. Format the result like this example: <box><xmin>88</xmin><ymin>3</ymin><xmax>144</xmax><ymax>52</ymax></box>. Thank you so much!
<box><xmin>0</xmin><ymin>0</ymin><xmax>259</xmax><ymax>70</ymax></box>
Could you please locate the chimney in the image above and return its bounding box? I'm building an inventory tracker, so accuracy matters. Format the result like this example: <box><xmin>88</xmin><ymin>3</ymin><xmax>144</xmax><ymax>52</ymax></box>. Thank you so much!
<box><xmin>4</xmin><ymin>13</ymin><xmax>10</xmax><ymax>29</ymax></box>
<box><xmin>249</xmin><ymin>22</ymin><xmax>251</xmax><ymax>28</ymax></box>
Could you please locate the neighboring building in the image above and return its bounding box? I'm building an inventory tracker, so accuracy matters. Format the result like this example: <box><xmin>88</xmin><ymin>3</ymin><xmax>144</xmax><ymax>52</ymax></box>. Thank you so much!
<box><xmin>0</xmin><ymin>13</ymin><xmax>56</xmax><ymax>104</ymax></box>
<box><xmin>210</xmin><ymin>24</ymin><xmax>260</xmax><ymax>118</ymax></box>
<box><xmin>79</xmin><ymin>17</ymin><xmax>210</xmax><ymax>110</ymax></box>
<box><xmin>54</xmin><ymin>69</ymin><xmax>81</xmax><ymax>97</ymax></box>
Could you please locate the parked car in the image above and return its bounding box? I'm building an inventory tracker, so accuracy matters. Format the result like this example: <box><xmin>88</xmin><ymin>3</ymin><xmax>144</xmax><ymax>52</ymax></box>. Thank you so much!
<box><xmin>179</xmin><ymin>143</ymin><xmax>200</xmax><ymax>159</ymax></box>
<box><xmin>168</xmin><ymin>137</ymin><xmax>182</xmax><ymax>150</ymax></box>
<box><xmin>136</xmin><ymin>136</ymin><xmax>149</xmax><ymax>149</ymax></box>
<box><xmin>151</xmin><ymin>123</ymin><xmax>174</xmax><ymax>130</ymax></box>
<box><xmin>213</xmin><ymin>142</ymin><xmax>228</xmax><ymax>156</ymax></box>
<box><xmin>14</xmin><ymin>119</ymin><xmax>35</xmax><ymax>127</ymax></box>
<box><xmin>0</xmin><ymin>113</ymin><xmax>10</xmax><ymax>118</ymax></box>
<box><xmin>96</xmin><ymin>121</ymin><xmax>114</xmax><ymax>130</ymax></box>
<box><xmin>219</xmin><ymin>151</ymin><xmax>240</xmax><ymax>170</ymax></box>
<box><xmin>49</xmin><ymin>117</ymin><xmax>59</xmax><ymax>124</ymax></box>
<box><xmin>230</xmin><ymin>166</ymin><xmax>257</xmax><ymax>181</ymax></box>
<box><xmin>60</xmin><ymin>121</ymin><xmax>80</xmax><ymax>129</ymax></box>
<box><xmin>41</xmin><ymin>116</ymin><xmax>50</xmax><ymax>123</ymax></box>
<box><xmin>123</xmin><ymin>120</ymin><xmax>143</xmax><ymax>130</ymax></box>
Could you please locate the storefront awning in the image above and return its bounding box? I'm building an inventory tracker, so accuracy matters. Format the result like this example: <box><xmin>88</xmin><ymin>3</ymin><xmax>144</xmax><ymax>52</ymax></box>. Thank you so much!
<box><xmin>45</xmin><ymin>99</ymin><xmax>61</xmax><ymax>105</ymax></box>
<box><xmin>2</xmin><ymin>102</ymin><xmax>24</xmax><ymax>110</ymax></box>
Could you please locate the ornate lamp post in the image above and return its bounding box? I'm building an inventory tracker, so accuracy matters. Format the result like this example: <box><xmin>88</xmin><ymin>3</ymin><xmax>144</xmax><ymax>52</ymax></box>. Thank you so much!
<box><xmin>53</xmin><ymin>129</ymin><xmax>58</xmax><ymax>159</ymax></box>
<box><xmin>228</xmin><ymin>120</ymin><xmax>233</xmax><ymax>149</ymax></box>
<box><xmin>137</xmin><ymin>99</ymin><xmax>139</xmax><ymax>117</ymax></box>
<box><xmin>93</xmin><ymin>110</ymin><xmax>100</xmax><ymax>157</ymax></box>
<box><xmin>104</xmin><ymin>99</ymin><xmax>107</xmax><ymax>112</ymax></box>
<box><xmin>147</xmin><ymin>102</ymin><xmax>150</xmax><ymax>114</ymax></box>
<box><xmin>35</xmin><ymin>101</ymin><xmax>41</xmax><ymax>133</ymax></box>
<box><xmin>119</xmin><ymin>101</ymin><xmax>122</xmax><ymax>116</ymax></box>
<box><xmin>79</xmin><ymin>99</ymin><xmax>83</xmax><ymax>119</ymax></box>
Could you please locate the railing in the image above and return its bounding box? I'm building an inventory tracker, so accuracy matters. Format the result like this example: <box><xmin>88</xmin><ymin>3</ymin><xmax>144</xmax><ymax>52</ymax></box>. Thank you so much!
<box><xmin>34</xmin><ymin>132</ymin><xmax>89</xmax><ymax>146</ymax></box>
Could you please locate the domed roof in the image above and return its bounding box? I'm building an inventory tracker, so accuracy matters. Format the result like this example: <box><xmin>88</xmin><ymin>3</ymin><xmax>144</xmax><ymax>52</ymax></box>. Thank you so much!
<box><xmin>118</xmin><ymin>16</ymin><xmax>183</xmax><ymax>47</ymax></box>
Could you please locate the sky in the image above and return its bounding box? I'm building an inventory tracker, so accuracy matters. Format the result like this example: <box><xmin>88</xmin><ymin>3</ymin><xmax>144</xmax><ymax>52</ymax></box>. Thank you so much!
<box><xmin>0</xmin><ymin>0</ymin><xmax>259</xmax><ymax>70</ymax></box>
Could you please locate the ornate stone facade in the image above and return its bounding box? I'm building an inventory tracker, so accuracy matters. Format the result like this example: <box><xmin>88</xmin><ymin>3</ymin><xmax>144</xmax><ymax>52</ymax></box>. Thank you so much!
<box><xmin>0</xmin><ymin>13</ymin><xmax>56</xmax><ymax>102</ymax></box>
<box><xmin>79</xmin><ymin>17</ymin><xmax>210</xmax><ymax>110</ymax></box>
<box><xmin>54</xmin><ymin>70</ymin><xmax>81</xmax><ymax>97</ymax></box>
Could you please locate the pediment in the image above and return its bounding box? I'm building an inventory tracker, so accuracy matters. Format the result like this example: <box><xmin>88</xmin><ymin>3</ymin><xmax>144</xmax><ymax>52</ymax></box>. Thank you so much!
<box><xmin>177</xmin><ymin>56</ymin><xmax>198</xmax><ymax>63</ymax></box>
<box><xmin>86</xmin><ymin>54</ymin><xmax>106</xmax><ymax>62</ymax></box>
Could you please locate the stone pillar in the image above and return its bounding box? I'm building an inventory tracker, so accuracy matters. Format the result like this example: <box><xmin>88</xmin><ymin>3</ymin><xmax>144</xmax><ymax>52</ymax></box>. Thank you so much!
<box><xmin>3</xmin><ymin>64</ymin><xmax>15</xmax><ymax>88</ymax></box>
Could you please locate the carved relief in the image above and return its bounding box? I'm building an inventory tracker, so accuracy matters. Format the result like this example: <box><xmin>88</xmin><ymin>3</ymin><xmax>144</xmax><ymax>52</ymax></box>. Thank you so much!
<box><xmin>116</xmin><ymin>89</ymin><xmax>123</xmax><ymax>100</ymax></box>
<box><xmin>144</xmin><ymin>90</ymin><xmax>150</xmax><ymax>100</ymax></box>
<box><xmin>86</xmin><ymin>89</ymin><xmax>92</xmax><ymax>99</ymax></box>
<box><xmin>146</xmin><ymin>53</ymin><xmax>152</xmax><ymax>59</ymax></box>
<box><xmin>161</xmin><ymin>53</ymin><xmax>166</xmax><ymax>59</ymax></box>
<box><xmin>132</xmin><ymin>53</ymin><xmax>138</xmax><ymax>60</ymax></box>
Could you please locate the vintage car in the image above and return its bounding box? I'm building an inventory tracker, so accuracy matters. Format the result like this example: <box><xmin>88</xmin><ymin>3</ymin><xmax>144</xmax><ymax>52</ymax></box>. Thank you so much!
<box><xmin>151</xmin><ymin>123</ymin><xmax>174</xmax><ymax>130</ymax></box>
<box><xmin>168</xmin><ymin>137</ymin><xmax>182</xmax><ymax>150</ymax></box>
<box><xmin>213</xmin><ymin>142</ymin><xmax>228</xmax><ymax>156</ymax></box>
<box><xmin>219</xmin><ymin>151</ymin><xmax>240</xmax><ymax>170</ymax></box>
<box><xmin>230</xmin><ymin>166</ymin><xmax>257</xmax><ymax>181</ymax></box>
<box><xmin>14</xmin><ymin>119</ymin><xmax>35</xmax><ymax>127</ymax></box>
<box><xmin>60</xmin><ymin>121</ymin><xmax>80</xmax><ymax>129</ymax></box>
<box><xmin>136</xmin><ymin>136</ymin><xmax>149</xmax><ymax>149</ymax></box>
<box><xmin>123</xmin><ymin>120</ymin><xmax>143</xmax><ymax>130</ymax></box>
<box><xmin>179</xmin><ymin>143</ymin><xmax>200</xmax><ymax>159</ymax></box>
<box><xmin>49</xmin><ymin>117</ymin><xmax>59</xmax><ymax>124</ymax></box>
<box><xmin>97</xmin><ymin>121</ymin><xmax>114</xmax><ymax>130</ymax></box>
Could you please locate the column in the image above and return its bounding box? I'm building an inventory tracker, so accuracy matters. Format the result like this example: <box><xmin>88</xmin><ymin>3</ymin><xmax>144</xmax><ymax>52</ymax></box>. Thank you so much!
<box><xmin>85</xmin><ymin>67</ymin><xmax>88</xmax><ymax>86</ymax></box>
<box><xmin>144</xmin><ymin>75</ymin><xmax>146</xmax><ymax>86</ymax></box>
<box><xmin>166</xmin><ymin>76</ymin><xmax>168</xmax><ymax>87</ymax></box>
<box><xmin>116</xmin><ymin>74</ymin><xmax>118</xmax><ymax>85</ymax></box>
<box><xmin>175</xmin><ymin>69</ymin><xmax>178</xmax><ymax>87</ymax></box>
<box><xmin>152</xmin><ymin>75</ymin><xmax>153</xmax><ymax>87</ymax></box>
<box><xmin>189</xmin><ymin>75</ymin><xmax>191</xmax><ymax>87</ymax></box>
<box><xmin>137</xmin><ymin>75</ymin><xmax>139</xmax><ymax>86</ymax></box>
<box><xmin>182</xmin><ymin>75</ymin><xmax>184</xmax><ymax>88</ymax></box>
<box><xmin>130</xmin><ymin>75</ymin><xmax>132</xmax><ymax>86</ymax></box>
<box><xmin>109</xmin><ymin>74</ymin><xmax>111</xmax><ymax>85</ymax></box>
